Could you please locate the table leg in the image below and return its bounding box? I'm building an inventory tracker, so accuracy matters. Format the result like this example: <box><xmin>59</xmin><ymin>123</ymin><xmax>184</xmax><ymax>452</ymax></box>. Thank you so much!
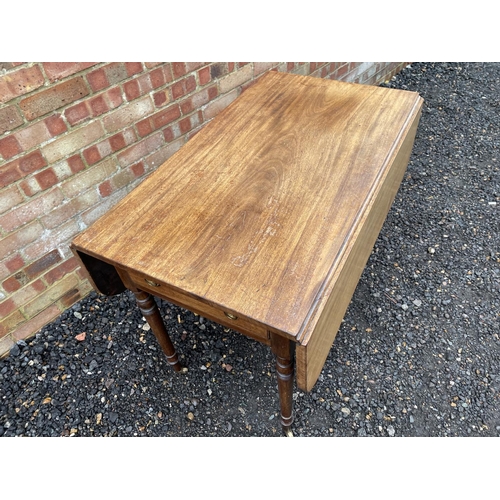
<box><xmin>270</xmin><ymin>333</ymin><xmax>294</xmax><ymax>436</ymax></box>
<box><xmin>132</xmin><ymin>289</ymin><xmax>187</xmax><ymax>373</ymax></box>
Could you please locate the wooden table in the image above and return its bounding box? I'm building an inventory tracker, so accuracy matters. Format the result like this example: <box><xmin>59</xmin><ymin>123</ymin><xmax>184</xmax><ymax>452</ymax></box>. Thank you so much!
<box><xmin>71</xmin><ymin>71</ymin><xmax>423</xmax><ymax>436</ymax></box>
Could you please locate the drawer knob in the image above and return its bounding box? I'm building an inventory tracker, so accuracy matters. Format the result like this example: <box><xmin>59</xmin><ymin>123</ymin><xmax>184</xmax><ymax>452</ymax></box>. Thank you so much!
<box><xmin>144</xmin><ymin>278</ymin><xmax>160</xmax><ymax>287</ymax></box>
<box><xmin>224</xmin><ymin>311</ymin><xmax>238</xmax><ymax>320</ymax></box>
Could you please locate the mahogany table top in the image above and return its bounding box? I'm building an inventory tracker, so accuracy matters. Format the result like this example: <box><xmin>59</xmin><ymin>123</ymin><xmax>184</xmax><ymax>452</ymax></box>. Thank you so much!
<box><xmin>72</xmin><ymin>71</ymin><xmax>423</xmax><ymax>391</ymax></box>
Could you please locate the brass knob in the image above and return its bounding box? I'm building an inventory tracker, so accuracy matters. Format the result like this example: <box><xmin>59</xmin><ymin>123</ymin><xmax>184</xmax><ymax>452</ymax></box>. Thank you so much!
<box><xmin>144</xmin><ymin>278</ymin><xmax>160</xmax><ymax>287</ymax></box>
<box><xmin>224</xmin><ymin>311</ymin><xmax>238</xmax><ymax>320</ymax></box>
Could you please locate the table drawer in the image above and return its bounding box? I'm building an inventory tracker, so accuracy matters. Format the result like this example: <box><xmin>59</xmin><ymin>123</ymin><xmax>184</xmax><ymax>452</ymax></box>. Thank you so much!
<box><xmin>127</xmin><ymin>270</ymin><xmax>270</xmax><ymax>344</ymax></box>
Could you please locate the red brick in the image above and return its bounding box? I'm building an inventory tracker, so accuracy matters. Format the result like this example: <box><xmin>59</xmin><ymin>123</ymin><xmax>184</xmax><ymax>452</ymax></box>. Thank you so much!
<box><xmin>31</xmin><ymin>278</ymin><xmax>46</xmax><ymax>292</ymax></box>
<box><xmin>0</xmin><ymin>185</ymin><xmax>24</xmax><ymax>214</ymax></box>
<box><xmin>0</xmin><ymin>135</ymin><xmax>22</xmax><ymax>159</ymax></box>
<box><xmin>25</xmin><ymin>249</ymin><xmax>62</xmax><ymax>279</ymax></box>
<box><xmin>150</xmin><ymin>67</ymin><xmax>166</xmax><ymax>88</ymax></box>
<box><xmin>83</xmin><ymin>145</ymin><xmax>101</xmax><ymax>165</ymax></box>
<box><xmin>131</xmin><ymin>161</ymin><xmax>144</xmax><ymax>177</ymax></box>
<box><xmin>179</xmin><ymin>116</ymin><xmax>192</xmax><ymax>134</ymax></box>
<box><xmin>3</xmin><ymin>276</ymin><xmax>21</xmax><ymax>293</ymax></box>
<box><xmin>327</xmin><ymin>63</ymin><xmax>337</xmax><ymax>73</ymax></box>
<box><xmin>5</xmin><ymin>254</ymin><xmax>25</xmax><ymax>273</ymax></box>
<box><xmin>124</xmin><ymin>74</ymin><xmax>154</xmax><ymax>102</ymax></box>
<box><xmin>171</xmin><ymin>75</ymin><xmax>196</xmax><ymax>99</ymax></box>
<box><xmin>163</xmin><ymin>127</ymin><xmax>174</xmax><ymax>143</ymax></box>
<box><xmin>145</xmin><ymin>62</ymin><xmax>162</xmax><ymax>68</ymax></box>
<box><xmin>125</xmin><ymin>62</ymin><xmax>143</xmax><ymax>76</ymax></box>
<box><xmin>89</xmin><ymin>95</ymin><xmax>108</xmax><ymax>117</ymax></box>
<box><xmin>172</xmin><ymin>62</ymin><xmax>187</xmax><ymax>79</ymax></box>
<box><xmin>0</xmin><ymin>65</ymin><xmax>45</xmax><ymax>104</ymax></box>
<box><xmin>65</xmin><ymin>102</ymin><xmax>89</xmax><ymax>125</ymax></box>
<box><xmin>87</xmin><ymin>67</ymin><xmax>109</xmax><ymax>91</ymax></box>
<box><xmin>0</xmin><ymin>298</ymin><xmax>15</xmax><ymax>317</ymax></box>
<box><xmin>109</xmin><ymin>133</ymin><xmax>126</xmax><ymax>152</ymax></box>
<box><xmin>152</xmin><ymin>104</ymin><xmax>181</xmax><ymax>129</ymax></box>
<box><xmin>336</xmin><ymin>63</ymin><xmax>349</xmax><ymax>79</ymax></box>
<box><xmin>19</xmin><ymin>76</ymin><xmax>90</xmax><ymax>121</ymax></box>
<box><xmin>44</xmin><ymin>114</ymin><xmax>67</xmax><ymax>136</ymax></box>
<box><xmin>208</xmin><ymin>86</ymin><xmax>218</xmax><ymax>100</ymax></box>
<box><xmin>43</xmin><ymin>62</ymin><xmax>96</xmax><ymax>82</ymax></box>
<box><xmin>198</xmin><ymin>66</ymin><xmax>211</xmax><ymax>85</ymax></box>
<box><xmin>180</xmin><ymin>97</ymin><xmax>193</xmax><ymax>115</ymax></box>
<box><xmin>15</xmin><ymin>121</ymin><xmax>51</xmax><ymax>151</ymax></box>
<box><xmin>19</xmin><ymin>150</ymin><xmax>46</xmax><ymax>174</ymax></box>
<box><xmin>44</xmin><ymin>257</ymin><xmax>79</xmax><ymax>286</ymax></box>
<box><xmin>0</xmin><ymin>162</ymin><xmax>21</xmax><ymax>187</ymax></box>
<box><xmin>137</xmin><ymin>118</ymin><xmax>153</xmax><ymax>138</ymax></box>
<box><xmin>0</xmin><ymin>105</ymin><xmax>23</xmax><ymax>135</ymax></box>
<box><xmin>35</xmin><ymin>168</ymin><xmax>58</xmax><ymax>190</ymax></box>
<box><xmin>124</xmin><ymin>79</ymin><xmax>141</xmax><ymax>101</ymax></box>
<box><xmin>99</xmin><ymin>180</ymin><xmax>113</xmax><ymax>197</ymax></box>
<box><xmin>106</xmin><ymin>87</ymin><xmax>123</xmax><ymax>109</ymax></box>
<box><xmin>153</xmin><ymin>90</ymin><xmax>169</xmax><ymax>107</ymax></box>
<box><xmin>67</xmin><ymin>155</ymin><xmax>85</xmax><ymax>174</ymax></box>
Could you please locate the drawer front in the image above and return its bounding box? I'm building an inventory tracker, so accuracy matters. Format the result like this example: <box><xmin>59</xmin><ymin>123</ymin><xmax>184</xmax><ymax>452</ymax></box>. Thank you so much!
<box><xmin>127</xmin><ymin>270</ymin><xmax>270</xmax><ymax>344</ymax></box>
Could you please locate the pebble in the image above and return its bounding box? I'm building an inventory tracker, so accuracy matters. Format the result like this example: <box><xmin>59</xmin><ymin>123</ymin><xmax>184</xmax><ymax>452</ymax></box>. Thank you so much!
<box><xmin>10</xmin><ymin>344</ymin><xmax>20</xmax><ymax>357</ymax></box>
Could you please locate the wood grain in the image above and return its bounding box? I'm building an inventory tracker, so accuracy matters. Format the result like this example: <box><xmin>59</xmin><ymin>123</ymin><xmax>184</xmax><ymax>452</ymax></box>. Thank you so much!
<box><xmin>295</xmin><ymin>109</ymin><xmax>423</xmax><ymax>391</ymax></box>
<box><xmin>72</xmin><ymin>70</ymin><xmax>423</xmax><ymax>392</ymax></box>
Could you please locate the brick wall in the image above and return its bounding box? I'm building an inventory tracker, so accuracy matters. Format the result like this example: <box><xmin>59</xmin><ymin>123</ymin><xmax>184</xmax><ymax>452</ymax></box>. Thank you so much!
<box><xmin>0</xmin><ymin>61</ymin><xmax>409</xmax><ymax>356</ymax></box>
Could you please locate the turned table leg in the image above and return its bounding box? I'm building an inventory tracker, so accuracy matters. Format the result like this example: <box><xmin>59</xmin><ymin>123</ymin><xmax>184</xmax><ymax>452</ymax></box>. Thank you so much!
<box><xmin>132</xmin><ymin>289</ymin><xmax>187</xmax><ymax>373</ymax></box>
<box><xmin>271</xmin><ymin>333</ymin><xmax>294</xmax><ymax>436</ymax></box>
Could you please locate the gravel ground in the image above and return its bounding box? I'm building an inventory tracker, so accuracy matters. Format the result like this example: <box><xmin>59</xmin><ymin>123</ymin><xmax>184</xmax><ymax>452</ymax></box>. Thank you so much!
<box><xmin>1</xmin><ymin>62</ymin><xmax>499</xmax><ymax>438</ymax></box>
